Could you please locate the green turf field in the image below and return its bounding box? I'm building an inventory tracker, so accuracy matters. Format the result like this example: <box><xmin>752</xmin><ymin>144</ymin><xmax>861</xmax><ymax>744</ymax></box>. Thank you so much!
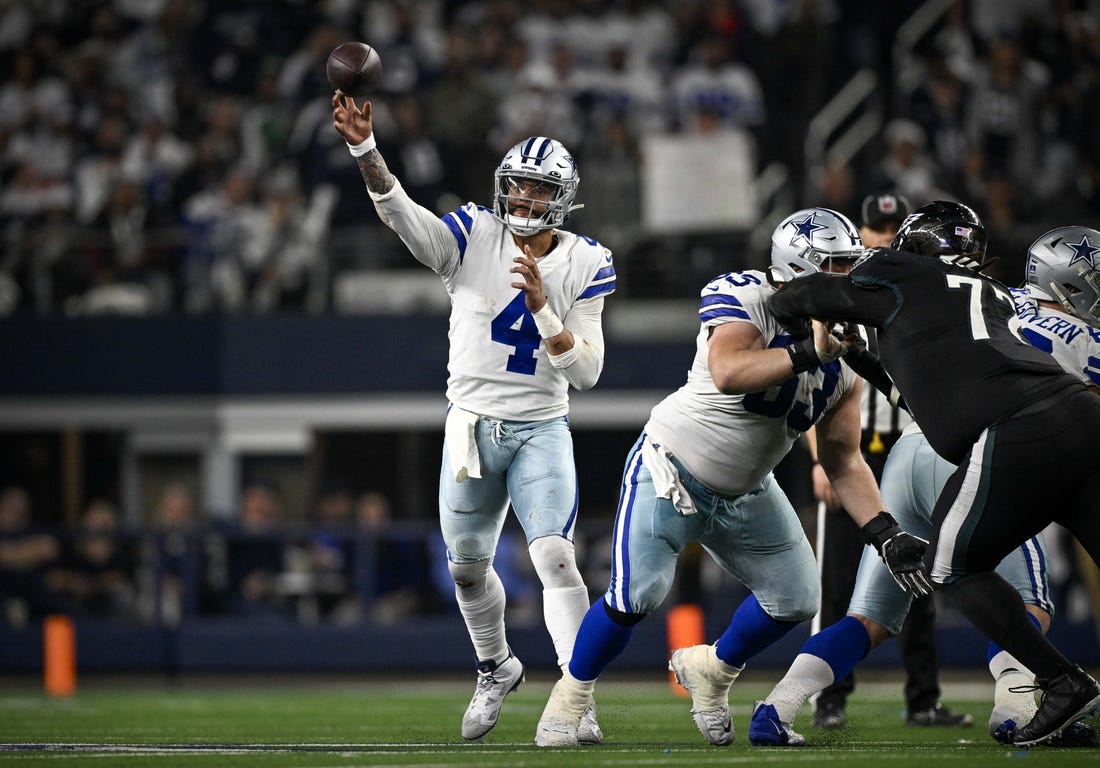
<box><xmin>0</xmin><ymin>672</ymin><xmax>1096</xmax><ymax>767</ymax></box>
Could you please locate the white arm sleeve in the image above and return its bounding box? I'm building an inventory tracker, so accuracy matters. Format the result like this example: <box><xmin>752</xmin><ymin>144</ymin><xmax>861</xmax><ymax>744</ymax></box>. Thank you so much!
<box><xmin>548</xmin><ymin>297</ymin><xmax>606</xmax><ymax>390</ymax></box>
<box><xmin>369</xmin><ymin>178</ymin><xmax>459</xmax><ymax>275</ymax></box>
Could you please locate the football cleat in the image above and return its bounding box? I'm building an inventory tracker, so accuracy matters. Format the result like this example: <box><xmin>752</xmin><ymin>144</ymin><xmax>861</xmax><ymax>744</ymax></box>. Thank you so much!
<box><xmin>1013</xmin><ymin>667</ymin><xmax>1100</xmax><ymax>746</ymax></box>
<box><xmin>461</xmin><ymin>653</ymin><xmax>525</xmax><ymax>740</ymax></box>
<box><xmin>577</xmin><ymin>701</ymin><xmax>603</xmax><ymax>745</ymax></box>
<box><xmin>812</xmin><ymin>700</ymin><xmax>847</xmax><ymax>729</ymax></box>
<box><xmin>535</xmin><ymin>674</ymin><xmax>593</xmax><ymax>747</ymax></box>
<box><xmin>668</xmin><ymin>644</ymin><xmax>742</xmax><ymax>746</ymax></box>
<box><xmin>748</xmin><ymin>701</ymin><xmax>806</xmax><ymax>746</ymax></box>
<box><xmin>906</xmin><ymin>703</ymin><xmax>974</xmax><ymax>727</ymax></box>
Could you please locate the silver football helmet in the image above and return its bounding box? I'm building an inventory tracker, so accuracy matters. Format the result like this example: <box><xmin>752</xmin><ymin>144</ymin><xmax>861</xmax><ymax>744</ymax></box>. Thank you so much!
<box><xmin>768</xmin><ymin>207</ymin><xmax>863</xmax><ymax>284</ymax></box>
<box><xmin>493</xmin><ymin>136</ymin><xmax>582</xmax><ymax>236</ymax></box>
<box><xmin>1025</xmin><ymin>225</ymin><xmax>1100</xmax><ymax>327</ymax></box>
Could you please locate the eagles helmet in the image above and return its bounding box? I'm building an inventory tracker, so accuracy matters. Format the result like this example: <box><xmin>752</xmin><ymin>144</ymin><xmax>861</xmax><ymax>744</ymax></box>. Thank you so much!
<box><xmin>768</xmin><ymin>207</ymin><xmax>863</xmax><ymax>284</ymax></box>
<box><xmin>493</xmin><ymin>136</ymin><xmax>582</xmax><ymax>237</ymax></box>
<box><xmin>891</xmin><ymin>200</ymin><xmax>988</xmax><ymax>270</ymax></box>
<box><xmin>1025</xmin><ymin>226</ymin><xmax>1100</xmax><ymax>328</ymax></box>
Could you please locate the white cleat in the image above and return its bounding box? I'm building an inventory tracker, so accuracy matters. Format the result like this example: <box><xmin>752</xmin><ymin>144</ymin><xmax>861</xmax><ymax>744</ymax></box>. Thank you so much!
<box><xmin>461</xmin><ymin>653</ymin><xmax>525</xmax><ymax>740</ymax></box>
<box><xmin>668</xmin><ymin>644</ymin><xmax>742</xmax><ymax>746</ymax></box>
<box><xmin>536</xmin><ymin>674</ymin><xmax>595</xmax><ymax>747</ymax></box>
<box><xmin>577</xmin><ymin>701</ymin><xmax>603</xmax><ymax>745</ymax></box>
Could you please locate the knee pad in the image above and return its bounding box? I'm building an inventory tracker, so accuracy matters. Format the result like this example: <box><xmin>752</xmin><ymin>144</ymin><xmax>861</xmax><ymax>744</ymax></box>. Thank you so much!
<box><xmin>447</xmin><ymin>558</ymin><xmax>492</xmax><ymax>590</ymax></box>
<box><xmin>528</xmin><ymin>535</ymin><xmax>584</xmax><ymax>589</ymax></box>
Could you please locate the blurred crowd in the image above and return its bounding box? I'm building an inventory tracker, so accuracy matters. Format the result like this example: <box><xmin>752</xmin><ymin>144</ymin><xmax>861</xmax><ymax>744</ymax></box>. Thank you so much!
<box><xmin>0</xmin><ymin>479</ymin><xmax>581</xmax><ymax>629</ymax></box>
<box><xmin>2</xmin><ymin>0</ymin><xmax>1099</xmax><ymax>314</ymax></box>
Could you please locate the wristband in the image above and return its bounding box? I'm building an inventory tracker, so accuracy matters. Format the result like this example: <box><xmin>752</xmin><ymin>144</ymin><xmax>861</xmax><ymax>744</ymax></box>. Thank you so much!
<box><xmin>347</xmin><ymin>134</ymin><xmax>377</xmax><ymax>157</ymax></box>
<box><xmin>786</xmin><ymin>338</ymin><xmax>820</xmax><ymax>373</ymax></box>
<box><xmin>860</xmin><ymin>511</ymin><xmax>901</xmax><ymax>551</ymax></box>
<box><xmin>531</xmin><ymin>303</ymin><xmax>564</xmax><ymax>339</ymax></box>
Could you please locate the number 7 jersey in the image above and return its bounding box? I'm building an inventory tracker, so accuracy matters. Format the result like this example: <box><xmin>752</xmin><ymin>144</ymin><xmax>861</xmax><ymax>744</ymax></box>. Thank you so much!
<box><xmin>645</xmin><ymin>270</ymin><xmax>857</xmax><ymax>497</ymax></box>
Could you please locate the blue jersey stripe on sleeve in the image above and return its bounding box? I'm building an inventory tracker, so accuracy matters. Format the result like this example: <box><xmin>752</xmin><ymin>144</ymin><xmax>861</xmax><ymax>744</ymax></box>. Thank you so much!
<box><xmin>442</xmin><ymin>213</ymin><xmax>468</xmax><ymax>260</ymax></box>
<box><xmin>700</xmin><ymin>307</ymin><xmax>750</xmax><ymax>322</ymax></box>
<box><xmin>455</xmin><ymin>205</ymin><xmax>474</xmax><ymax>233</ymax></box>
<box><xmin>592</xmin><ymin>265</ymin><xmax>615</xmax><ymax>281</ymax></box>
<box><xmin>701</xmin><ymin>292</ymin><xmax>742</xmax><ymax>308</ymax></box>
<box><xmin>579</xmin><ymin>280</ymin><xmax>616</xmax><ymax>299</ymax></box>
<box><xmin>1086</xmin><ymin>355</ymin><xmax>1100</xmax><ymax>385</ymax></box>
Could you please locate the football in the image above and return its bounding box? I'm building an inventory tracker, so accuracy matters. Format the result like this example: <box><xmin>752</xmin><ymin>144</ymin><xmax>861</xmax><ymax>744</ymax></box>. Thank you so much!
<box><xmin>326</xmin><ymin>42</ymin><xmax>383</xmax><ymax>98</ymax></box>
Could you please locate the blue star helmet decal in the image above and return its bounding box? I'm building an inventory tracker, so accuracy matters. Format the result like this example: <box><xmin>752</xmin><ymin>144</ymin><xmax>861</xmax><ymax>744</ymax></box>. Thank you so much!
<box><xmin>786</xmin><ymin>212</ymin><xmax>828</xmax><ymax>247</ymax></box>
<box><xmin>1064</xmin><ymin>234</ymin><xmax>1099</xmax><ymax>269</ymax></box>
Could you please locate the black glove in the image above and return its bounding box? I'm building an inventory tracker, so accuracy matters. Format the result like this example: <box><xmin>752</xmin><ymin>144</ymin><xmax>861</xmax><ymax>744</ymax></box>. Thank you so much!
<box><xmin>861</xmin><ymin>511</ymin><xmax>933</xmax><ymax>597</ymax></box>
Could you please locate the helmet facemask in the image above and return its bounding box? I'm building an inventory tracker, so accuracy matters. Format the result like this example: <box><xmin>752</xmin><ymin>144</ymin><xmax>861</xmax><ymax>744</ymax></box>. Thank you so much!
<box><xmin>492</xmin><ymin>137</ymin><xmax>581</xmax><ymax>237</ymax></box>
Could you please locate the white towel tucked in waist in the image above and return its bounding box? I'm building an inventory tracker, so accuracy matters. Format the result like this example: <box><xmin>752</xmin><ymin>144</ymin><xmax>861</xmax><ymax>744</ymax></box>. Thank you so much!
<box><xmin>445</xmin><ymin>405</ymin><xmax>481</xmax><ymax>482</ymax></box>
<box><xmin>642</xmin><ymin>434</ymin><xmax>695</xmax><ymax>516</ymax></box>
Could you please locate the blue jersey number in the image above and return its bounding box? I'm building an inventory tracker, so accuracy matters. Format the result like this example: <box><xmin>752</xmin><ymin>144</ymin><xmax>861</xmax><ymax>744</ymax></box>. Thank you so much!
<box><xmin>491</xmin><ymin>293</ymin><xmax>540</xmax><ymax>375</ymax></box>
<box><xmin>742</xmin><ymin>336</ymin><xmax>841</xmax><ymax>430</ymax></box>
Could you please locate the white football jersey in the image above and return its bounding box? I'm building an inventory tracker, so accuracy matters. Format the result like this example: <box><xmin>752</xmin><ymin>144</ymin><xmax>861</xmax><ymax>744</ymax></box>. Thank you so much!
<box><xmin>646</xmin><ymin>270</ymin><xmax>858</xmax><ymax>496</ymax></box>
<box><xmin>1012</xmin><ymin>286</ymin><xmax>1100</xmax><ymax>388</ymax></box>
<box><xmin>372</xmin><ymin>181</ymin><xmax>615</xmax><ymax>421</ymax></box>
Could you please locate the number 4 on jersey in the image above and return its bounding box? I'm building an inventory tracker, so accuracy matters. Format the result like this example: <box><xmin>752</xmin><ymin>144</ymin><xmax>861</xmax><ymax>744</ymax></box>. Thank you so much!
<box><xmin>491</xmin><ymin>292</ymin><xmax>540</xmax><ymax>375</ymax></box>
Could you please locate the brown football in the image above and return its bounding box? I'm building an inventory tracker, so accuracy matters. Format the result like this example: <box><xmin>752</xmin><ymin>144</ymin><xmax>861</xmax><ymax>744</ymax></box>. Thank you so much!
<box><xmin>326</xmin><ymin>42</ymin><xmax>383</xmax><ymax>98</ymax></box>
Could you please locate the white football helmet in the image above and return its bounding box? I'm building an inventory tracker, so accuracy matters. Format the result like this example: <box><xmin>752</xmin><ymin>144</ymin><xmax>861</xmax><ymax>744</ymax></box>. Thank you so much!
<box><xmin>493</xmin><ymin>136</ymin><xmax>581</xmax><ymax>236</ymax></box>
<box><xmin>768</xmin><ymin>207</ymin><xmax>863</xmax><ymax>284</ymax></box>
<box><xmin>1026</xmin><ymin>226</ymin><xmax>1100</xmax><ymax>327</ymax></box>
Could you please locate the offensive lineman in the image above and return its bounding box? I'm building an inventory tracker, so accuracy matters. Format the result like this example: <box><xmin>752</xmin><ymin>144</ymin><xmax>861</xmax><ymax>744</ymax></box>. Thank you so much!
<box><xmin>750</xmin><ymin>224</ymin><xmax>1100</xmax><ymax>747</ymax></box>
<box><xmin>332</xmin><ymin>95</ymin><xmax>614</xmax><ymax>743</ymax></box>
<box><xmin>768</xmin><ymin>202</ymin><xmax>1100</xmax><ymax>746</ymax></box>
<box><xmin>535</xmin><ymin>208</ymin><xmax>926</xmax><ymax>747</ymax></box>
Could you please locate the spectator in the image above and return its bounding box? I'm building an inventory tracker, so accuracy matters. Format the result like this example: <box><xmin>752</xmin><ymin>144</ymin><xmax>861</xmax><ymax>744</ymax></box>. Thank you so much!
<box><xmin>217</xmin><ymin>482</ymin><xmax>289</xmax><ymax>620</ymax></box>
<box><xmin>0</xmin><ymin>486</ymin><xmax>63</xmax><ymax>626</ymax></box>
<box><xmin>142</xmin><ymin>481</ymin><xmax>200</xmax><ymax>625</ymax></box>
<box><xmin>46</xmin><ymin>499</ymin><xmax>137</xmax><ymax>620</ymax></box>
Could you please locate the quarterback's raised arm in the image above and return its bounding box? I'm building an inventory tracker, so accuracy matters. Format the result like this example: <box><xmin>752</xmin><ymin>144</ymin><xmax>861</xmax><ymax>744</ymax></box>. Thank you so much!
<box><xmin>332</xmin><ymin>93</ymin><xmax>458</xmax><ymax>274</ymax></box>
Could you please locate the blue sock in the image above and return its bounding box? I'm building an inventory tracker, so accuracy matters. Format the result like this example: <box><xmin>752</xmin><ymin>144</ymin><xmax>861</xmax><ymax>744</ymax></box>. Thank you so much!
<box><xmin>569</xmin><ymin>600</ymin><xmax>635</xmax><ymax>681</ymax></box>
<box><xmin>802</xmin><ymin>615</ymin><xmax>872</xmax><ymax>681</ymax></box>
<box><xmin>714</xmin><ymin>593</ymin><xmax>800</xmax><ymax>668</ymax></box>
<box><xmin>987</xmin><ymin>611</ymin><xmax>1043</xmax><ymax>664</ymax></box>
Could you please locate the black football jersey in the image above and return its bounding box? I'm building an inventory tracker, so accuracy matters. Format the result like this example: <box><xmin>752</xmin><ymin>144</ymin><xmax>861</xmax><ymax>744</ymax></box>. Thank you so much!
<box><xmin>770</xmin><ymin>248</ymin><xmax>1083</xmax><ymax>464</ymax></box>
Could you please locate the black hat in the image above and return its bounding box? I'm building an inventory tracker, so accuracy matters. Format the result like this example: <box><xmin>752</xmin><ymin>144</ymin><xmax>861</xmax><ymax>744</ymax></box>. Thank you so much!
<box><xmin>861</xmin><ymin>193</ymin><xmax>911</xmax><ymax>230</ymax></box>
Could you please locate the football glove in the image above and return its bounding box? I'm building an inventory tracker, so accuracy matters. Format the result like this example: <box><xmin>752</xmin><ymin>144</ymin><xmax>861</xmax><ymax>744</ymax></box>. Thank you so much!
<box><xmin>861</xmin><ymin>511</ymin><xmax>934</xmax><ymax>597</ymax></box>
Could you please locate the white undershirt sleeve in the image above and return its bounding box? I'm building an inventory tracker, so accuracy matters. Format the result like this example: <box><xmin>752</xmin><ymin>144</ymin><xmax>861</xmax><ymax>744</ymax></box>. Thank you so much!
<box><xmin>549</xmin><ymin>297</ymin><xmax>606</xmax><ymax>390</ymax></box>
<box><xmin>369</xmin><ymin>178</ymin><xmax>460</xmax><ymax>276</ymax></box>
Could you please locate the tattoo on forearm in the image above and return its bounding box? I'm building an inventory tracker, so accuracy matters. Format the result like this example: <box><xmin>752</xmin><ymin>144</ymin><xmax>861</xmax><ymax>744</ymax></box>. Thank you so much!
<box><xmin>357</xmin><ymin>150</ymin><xmax>395</xmax><ymax>194</ymax></box>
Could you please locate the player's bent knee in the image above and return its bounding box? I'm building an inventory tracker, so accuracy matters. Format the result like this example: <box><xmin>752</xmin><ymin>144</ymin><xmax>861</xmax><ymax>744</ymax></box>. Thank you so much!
<box><xmin>447</xmin><ymin>558</ymin><xmax>491</xmax><ymax>589</ymax></box>
<box><xmin>528</xmin><ymin>535</ymin><xmax>584</xmax><ymax>589</ymax></box>
<box><xmin>604</xmin><ymin>600</ymin><xmax>647</xmax><ymax>627</ymax></box>
<box><xmin>850</xmin><ymin>613</ymin><xmax>892</xmax><ymax>648</ymax></box>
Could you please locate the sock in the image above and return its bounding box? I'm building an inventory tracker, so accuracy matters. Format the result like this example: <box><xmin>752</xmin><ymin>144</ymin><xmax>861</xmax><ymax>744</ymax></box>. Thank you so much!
<box><xmin>714</xmin><ymin>593</ymin><xmax>800</xmax><ymax>668</ymax></box>
<box><xmin>768</xmin><ymin>653</ymin><xmax>838</xmax><ymax>724</ymax></box>
<box><xmin>569</xmin><ymin>600</ymin><xmax>634</xmax><ymax>682</ymax></box>
<box><xmin>988</xmin><ymin>614</ymin><xmax>1042</xmax><ymax>732</ymax></box>
<box><xmin>455</xmin><ymin>566</ymin><xmax>508</xmax><ymax>664</ymax></box>
<box><xmin>543</xmin><ymin>585</ymin><xmax>590</xmax><ymax>671</ymax></box>
<box><xmin>943</xmin><ymin>572</ymin><xmax>1074</xmax><ymax>681</ymax></box>
<box><xmin>803</xmin><ymin>615</ymin><xmax>872</xmax><ymax>682</ymax></box>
